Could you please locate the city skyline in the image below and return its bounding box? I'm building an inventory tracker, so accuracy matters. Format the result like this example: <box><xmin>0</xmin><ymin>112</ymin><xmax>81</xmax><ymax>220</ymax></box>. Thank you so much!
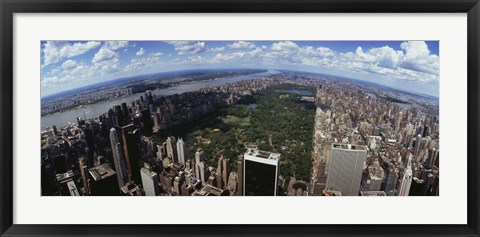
<box><xmin>41</xmin><ymin>40</ymin><xmax>440</xmax><ymax>97</ymax></box>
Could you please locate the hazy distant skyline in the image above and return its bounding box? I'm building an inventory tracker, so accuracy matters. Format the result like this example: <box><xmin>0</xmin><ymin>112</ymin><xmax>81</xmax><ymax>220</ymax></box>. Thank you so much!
<box><xmin>41</xmin><ymin>40</ymin><xmax>439</xmax><ymax>97</ymax></box>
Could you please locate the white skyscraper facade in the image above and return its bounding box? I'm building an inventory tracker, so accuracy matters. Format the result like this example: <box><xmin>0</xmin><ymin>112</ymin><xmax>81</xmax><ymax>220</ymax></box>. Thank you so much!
<box><xmin>109</xmin><ymin>127</ymin><xmax>129</xmax><ymax>189</ymax></box>
<box><xmin>398</xmin><ymin>154</ymin><xmax>413</xmax><ymax>196</ymax></box>
<box><xmin>325</xmin><ymin>143</ymin><xmax>367</xmax><ymax>196</ymax></box>
<box><xmin>140</xmin><ymin>164</ymin><xmax>160</xmax><ymax>196</ymax></box>
<box><xmin>176</xmin><ymin>138</ymin><xmax>188</xmax><ymax>166</ymax></box>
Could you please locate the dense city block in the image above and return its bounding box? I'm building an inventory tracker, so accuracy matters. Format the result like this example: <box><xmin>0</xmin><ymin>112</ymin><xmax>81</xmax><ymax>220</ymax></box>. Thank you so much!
<box><xmin>41</xmin><ymin>69</ymin><xmax>439</xmax><ymax>196</ymax></box>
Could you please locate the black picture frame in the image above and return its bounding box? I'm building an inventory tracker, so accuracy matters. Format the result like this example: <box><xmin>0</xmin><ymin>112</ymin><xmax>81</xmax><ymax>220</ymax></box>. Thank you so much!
<box><xmin>1</xmin><ymin>0</ymin><xmax>479</xmax><ymax>236</ymax></box>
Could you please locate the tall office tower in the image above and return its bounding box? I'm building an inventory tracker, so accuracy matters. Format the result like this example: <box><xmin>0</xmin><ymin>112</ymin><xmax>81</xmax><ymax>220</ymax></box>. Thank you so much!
<box><xmin>166</xmin><ymin>136</ymin><xmax>178</xmax><ymax>164</ymax></box>
<box><xmin>216</xmin><ymin>155</ymin><xmax>230</xmax><ymax>187</ymax></box>
<box><xmin>198</xmin><ymin>161</ymin><xmax>207</xmax><ymax>184</ymax></box>
<box><xmin>140</xmin><ymin>164</ymin><xmax>160</xmax><ymax>196</ymax></box>
<box><xmin>140</xmin><ymin>109</ymin><xmax>153</xmax><ymax>137</ymax></box>
<box><xmin>82</xmin><ymin>127</ymin><xmax>95</xmax><ymax>168</ymax></box>
<box><xmin>121</xmin><ymin>124</ymin><xmax>143</xmax><ymax>185</ymax></box>
<box><xmin>78</xmin><ymin>157</ymin><xmax>90</xmax><ymax>195</ymax></box>
<box><xmin>176</xmin><ymin>138</ymin><xmax>188</xmax><ymax>166</ymax></box>
<box><xmin>88</xmin><ymin>163</ymin><xmax>119</xmax><ymax>196</ymax></box>
<box><xmin>156</xmin><ymin>144</ymin><xmax>165</xmax><ymax>160</ymax></box>
<box><xmin>243</xmin><ymin>148</ymin><xmax>281</xmax><ymax>196</ymax></box>
<box><xmin>109</xmin><ymin>127</ymin><xmax>129</xmax><ymax>189</ymax></box>
<box><xmin>383</xmin><ymin>166</ymin><xmax>399</xmax><ymax>195</ymax></box>
<box><xmin>406</xmin><ymin>123</ymin><xmax>414</xmax><ymax>136</ymax></box>
<box><xmin>114</xmin><ymin>105</ymin><xmax>124</xmax><ymax>127</ymax></box>
<box><xmin>429</xmin><ymin>148</ymin><xmax>439</xmax><ymax>168</ymax></box>
<box><xmin>362</xmin><ymin>158</ymin><xmax>385</xmax><ymax>191</ymax></box>
<box><xmin>395</xmin><ymin>111</ymin><xmax>403</xmax><ymax>133</ymax></box>
<box><xmin>237</xmin><ymin>155</ymin><xmax>244</xmax><ymax>196</ymax></box>
<box><xmin>153</xmin><ymin>112</ymin><xmax>161</xmax><ymax>131</ymax></box>
<box><xmin>121</xmin><ymin>102</ymin><xmax>130</xmax><ymax>124</ymax></box>
<box><xmin>414</xmin><ymin>134</ymin><xmax>422</xmax><ymax>158</ymax></box>
<box><xmin>227</xmin><ymin>172</ymin><xmax>238</xmax><ymax>192</ymax></box>
<box><xmin>173</xmin><ymin>177</ymin><xmax>181</xmax><ymax>195</ymax></box>
<box><xmin>325</xmin><ymin>144</ymin><xmax>367</xmax><ymax>196</ymax></box>
<box><xmin>398</xmin><ymin>154</ymin><xmax>413</xmax><ymax>196</ymax></box>
<box><xmin>195</xmin><ymin>148</ymin><xmax>205</xmax><ymax>165</ymax></box>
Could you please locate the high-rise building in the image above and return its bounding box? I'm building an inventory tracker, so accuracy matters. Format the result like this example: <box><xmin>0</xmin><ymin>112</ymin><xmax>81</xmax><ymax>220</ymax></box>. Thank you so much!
<box><xmin>176</xmin><ymin>138</ymin><xmax>188</xmax><ymax>166</ymax></box>
<box><xmin>198</xmin><ymin>161</ymin><xmax>207</xmax><ymax>184</ymax></box>
<box><xmin>395</xmin><ymin>111</ymin><xmax>403</xmax><ymax>133</ymax></box>
<box><xmin>325</xmin><ymin>143</ymin><xmax>367</xmax><ymax>196</ymax></box>
<box><xmin>398</xmin><ymin>154</ymin><xmax>413</xmax><ymax>196</ymax></box>
<box><xmin>217</xmin><ymin>155</ymin><xmax>230</xmax><ymax>188</ymax></box>
<box><xmin>121</xmin><ymin>124</ymin><xmax>143</xmax><ymax>184</ymax></box>
<box><xmin>414</xmin><ymin>134</ymin><xmax>422</xmax><ymax>158</ymax></box>
<box><xmin>195</xmin><ymin>148</ymin><xmax>205</xmax><ymax>165</ymax></box>
<box><xmin>140</xmin><ymin>164</ymin><xmax>160</xmax><ymax>196</ymax></box>
<box><xmin>382</xmin><ymin>166</ymin><xmax>399</xmax><ymax>195</ymax></box>
<box><xmin>78</xmin><ymin>157</ymin><xmax>90</xmax><ymax>195</ymax></box>
<box><xmin>195</xmin><ymin>148</ymin><xmax>205</xmax><ymax>179</ymax></box>
<box><xmin>141</xmin><ymin>109</ymin><xmax>153</xmax><ymax>137</ymax></box>
<box><xmin>156</xmin><ymin>144</ymin><xmax>165</xmax><ymax>160</ymax></box>
<box><xmin>109</xmin><ymin>127</ymin><xmax>129</xmax><ymax>190</ymax></box>
<box><xmin>88</xmin><ymin>163</ymin><xmax>119</xmax><ymax>196</ymax></box>
<box><xmin>361</xmin><ymin>158</ymin><xmax>384</xmax><ymax>192</ymax></box>
<box><xmin>166</xmin><ymin>136</ymin><xmax>178</xmax><ymax>164</ymax></box>
<box><xmin>237</xmin><ymin>155</ymin><xmax>244</xmax><ymax>196</ymax></box>
<box><xmin>243</xmin><ymin>148</ymin><xmax>280</xmax><ymax>196</ymax></box>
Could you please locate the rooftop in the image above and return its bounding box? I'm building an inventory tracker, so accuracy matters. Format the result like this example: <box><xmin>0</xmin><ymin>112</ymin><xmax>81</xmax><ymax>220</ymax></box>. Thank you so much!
<box><xmin>244</xmin><ymin>147</ymin><xmax>281</xmax><ymax>161</ymax></box>
<box><xmin>88</xmin><ymin>163</ymin><xmax>116</xmax><ymax>181</ymax></box>
<box><xmin>360</xmin><ymin>191</ymin><xmax>387</xmax><ymax>196</ymax></box>
<box><xmin>332</xmin><ymin>143</ymin><xmax>367</xmax><ymax>151</ymax></box>
<box><xmin>192</xmin><ymin>184</ymin><xmax>227</xmax><ymax>196</ymax></box>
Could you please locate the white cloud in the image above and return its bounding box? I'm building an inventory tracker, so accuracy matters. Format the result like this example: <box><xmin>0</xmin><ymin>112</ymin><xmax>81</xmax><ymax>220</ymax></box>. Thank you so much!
<box><xmin>400</xmin><ymin>41</ymin><xmax>439</xmax><ymax>75</ymax></box>
<box><xmin>136</xmin><ymin>48</ymin><xmax>145</xmax><ymax>56</ymax></box>
<box><xmin>61</xmin><ymin>60</ymin><xmax>78</xmax><ymax>70</ymax></box>
<box><xmin>104</xmin><ymin>41</ymin><xmax>129</xmax><ymax>50</ymax></box>
<box><xmin>208</xmin><ymin>47</ymin><xmax>225</xmax><ymax>53</ymax></box>
<box><xmin>271</xmin><ymin>41</ymin><xmax>298</xmax><ymax>51</ymax></box>
<box><xmin>168</xmin><ymin>41</ymin><xmax>206</xmax><ymax>55</ymax></box>
<box><xmin>92</xmin><ymin>47</ymin><xmax>117</xmax><ymax>63</ymax></box>
<box><xmin>228</xmin><ymin>41</ymin><xmax>256</xmax><ymax>49</ymax></box>
<box><xmin>42</xmin><ymin>40</ymin><xmax>440</xmax><ymax>95</ymax></box>
<box><xmin>41</xmin><ymin>75</ymin><xmax>76</xmax><ymax>87</ymax></box>
<box><xmin>124</xmin><ymin>52</ymin><xmax>163</xmax><ymax>72</ymax></box>
<box><xmin>42</xmin><ymin>41</ymin><xmax>101</xmax><ymax>66</ymax></box>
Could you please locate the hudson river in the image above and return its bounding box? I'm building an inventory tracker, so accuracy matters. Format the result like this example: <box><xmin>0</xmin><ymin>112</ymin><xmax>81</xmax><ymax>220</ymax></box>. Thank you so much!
<box><xmin>41</xmin><ymin>70</ymin><xmax>278</xmax><ymax>131</ymax></box>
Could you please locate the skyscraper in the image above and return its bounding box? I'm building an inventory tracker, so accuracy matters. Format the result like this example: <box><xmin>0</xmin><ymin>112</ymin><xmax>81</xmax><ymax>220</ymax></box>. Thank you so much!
<box><xmin>398</xmin><ymin>154</ymin><xmax>413</xmax><ymax>196</ymax></box>
<box><xmin>243</xmin><ymin>148</ymin><xmax>280</xmax><ymax>196</ymax></box>
<box><xmin>109</xmin><ymin>127</ymin><xmax>129</xmax><ymax>190</ymax></box>
<box><xmin>237</xmin><ymin>155</ymin><xmax>244</xmax><ymax>196</ymax></box>
<box><xmin>166</xmin><ymin>136</ymin><xmax>178</xmax><ymax>164</ymax></box>
<box><xmin>141</xmin><ymin>109</ymin><xmax>153</xmax><ymax>137</ymax></box>
<box><xmin>176</xmin><ymin>138</ymin><xmax>188</xmax><ymax>166</ymax></box>
<box><xmin>140</xmin><ymin>164</ymin><xmax>160</xmax><ymax>196</ymax></box>
<box><xmin>217</xmin><ymin>155</ymin><xmax>230</xmax><ymax>187</ymax></box>
<box><xmin>325</xmin><ymin>143</ymin><xmax>367</xmax><ymax>196</ymax></box>
<box><xmin>156</xmin><ymin>144</ymin><xmax>165</xmax><ymax>160</ymax></box>
<box><xmin>395</xmin><ymin>111</ymin><xmax>403</xmax><ymax>133</ymax></box>
<box><xmin>121</xmin><ymin>124</ymin><xmax>143</xmax><ymax>185</ymax></box>
<box><xmin>88</xmin><ymin>163</ymin><xmax>119</xmax><ymax>196</ymax></box>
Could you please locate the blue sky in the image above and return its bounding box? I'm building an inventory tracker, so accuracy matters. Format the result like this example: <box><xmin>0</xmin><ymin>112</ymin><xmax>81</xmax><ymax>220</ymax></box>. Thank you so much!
<box><xmin>41</xmin><ymin>40</ymin><xmax>440</xmax><ymax>97</ymax></box>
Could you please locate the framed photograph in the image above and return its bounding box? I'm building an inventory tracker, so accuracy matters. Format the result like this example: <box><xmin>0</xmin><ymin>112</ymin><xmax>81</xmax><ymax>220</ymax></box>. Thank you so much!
<box><xmin>1</xmin><ymin>0</ymin><xmax>479</xmax><ymax>236</ymax></box>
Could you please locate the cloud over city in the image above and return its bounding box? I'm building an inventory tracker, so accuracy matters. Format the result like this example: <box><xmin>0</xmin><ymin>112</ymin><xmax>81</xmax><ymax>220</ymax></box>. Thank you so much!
<box><xmin>41</xmin><ymin>40</ymin><xmax>440</xmax><ymax>97</ymax></box>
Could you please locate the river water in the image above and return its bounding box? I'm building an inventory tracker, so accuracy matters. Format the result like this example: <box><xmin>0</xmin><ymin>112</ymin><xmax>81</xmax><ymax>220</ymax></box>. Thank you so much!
<box><xmin>41</xmin><ymin>70</ymin><xmax>279</xmax><ymax>130</ymax></box>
